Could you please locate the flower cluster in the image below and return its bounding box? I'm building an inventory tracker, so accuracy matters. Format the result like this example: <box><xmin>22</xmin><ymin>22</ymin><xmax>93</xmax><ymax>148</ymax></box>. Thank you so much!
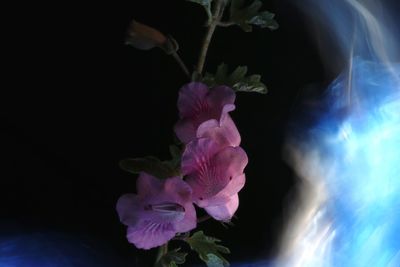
<box><xmin>117</xmin><ymin>82</ymin><xmax>248</xmax><ymax>249</ymax></box>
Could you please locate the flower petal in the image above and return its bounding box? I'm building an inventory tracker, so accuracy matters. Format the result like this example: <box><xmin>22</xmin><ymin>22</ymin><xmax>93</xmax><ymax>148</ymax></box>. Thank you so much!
<box><xmin>181</xmin><ymin>138</ymin><xmax>221</xmax><ymax>175</ymax></box>
<box><xmin>196</xmin><ymin>174</ymin><xmax>246</xmax><ymax>207</ymax></box>
<box><xmin>174</xmin><ymin>118</ymin><xmax>197</xmax><ymax>145</ymax></box>
<box><xmin>177</xmin><ymin>82</ymin><xmax>209</xmax><ymax>118</ymax></box>
<box><xmin>116</xmin><ymin>194</ymin><xmax>141</xmax><ymax>226</ymax></box>
<box><xmin>126</xmin><ymin>221</ymin><xmax>175</xmax><ymax>250</ymax></box>
<box><xmin>175</xmin><ymin>202</ymin><xmax>197</xmax><ymax>233</ymax></box>
<box><xmin>185</xmin><ymin>145</ymin><xmax>247</xmax><ymax>202</ymax></box>
<box><xmin>216</xmin><ymin>173</ymin><xmax>246</xmax><ymax>199</ymax></box>
<box><xmin>197</xmin><ymin>112</ymin><xmax>241</xmax><ymax>147</ymax></box>
<box><xmin>207</xmin><ymin>86</ymin><xmax>236</xmax><ymax>113</ymax></box>
<box><xmin>213</xmin><ymin>146</ymin><xmax>248</xmax><ymax>179</ymax></box>
<box><xmin>117</xmin><ymin>175</ymin><xmax>197</xmax><ymax>248</ymax></box>
<box><xmin>142</xmin><ymin>177</ymin><xmax>193</xmax><ymax>224</ymax></box>
<box><xmin>162</xmin><ymin>178</ymin><xmax>197</xmax><ymax>233</ymax></box>
<box><xmin>204</xmin><ymin>194</ymin><xmax>239</xmax><ymax>221</ymax></box>
<box><xmin>164</xmin><ymin>177</ymin><xmax>193</xmax><ymax>203</ymax></box>
<box><xmin>145</xmin><ymin>202</ymin><xmax>186</xmax><ymax>223</ymax></box>
<box><xmin>136</xmin><ymin>172</ymin><xmax>163</xmax><ymax>197</ymax></box>
<box><xmin>175</xmin><ymin>83</ymin><xmax>237</xmax><ymax>144</ymax></box>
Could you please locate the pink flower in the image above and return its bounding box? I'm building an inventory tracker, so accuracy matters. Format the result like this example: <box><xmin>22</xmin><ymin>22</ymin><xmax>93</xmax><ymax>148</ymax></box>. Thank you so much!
<box><xmin>116</xmin><ymin>173</ymin><xmax>197</xmax><ymax>249</ymax></box>
<box><xmin>174</xmin><ymin>82</ymin><xmax>240</xmax><ymax>145</ymax></box>
<box><xmin>182</xmin><ymin>138</ymin><xmax>248</xmax><ymax>221</ymax></box>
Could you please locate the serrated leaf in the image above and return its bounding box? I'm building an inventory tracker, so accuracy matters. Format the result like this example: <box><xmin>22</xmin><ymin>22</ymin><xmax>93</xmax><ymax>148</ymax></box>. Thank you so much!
<box><xmin>119</xmin><ymin>157</ymin><xmax>176</xmax><ymax>179</ymax></box>
<box><xmin>120</xmin><ymin>143</ymin><xmax>183</xmax><ymax>179</ymax></box>
<box><xmin>205</xmin><ymin>254</ymin><xmax>225</xmax><ymax>267</ymax></box>
<box><xmin>248</xmin><ymin>11</ymin><xmax>279</xmax><ymax>30</ymax></box>
<box><xmin>156</xmin><ymin>248</ymin><xmax>187</xmax><ymax>267</ymax></box>
<box><xmin>164</xmin><ymin>144</ymin><xmax>182</xmax><ymax>173</ymax></box>
<box><xmin>214</xmin><ymin>63</ymin><xmax>229</xmax><ymax>84</ymax></box>
<box><xmin>233</xmin><ymin>74</ymin><xmax>267</xmax><ymax>94</ymax></box>
<box><xmin>169</xmin><ymin>145</ymin><xmax>181</xmax><ymax>160</ymax></box>
<box><xmin>229</xmin><ymin>0</ymin><xmax>278</xmax><ymax>32</ymax></box>
<box><xmin>203</xmin><ymin>63</ymin><xmax>267</xmax><ymax>94</ymax></box>
<box><xmin>228</xmin><ymin>66</ymin><xmax>247</xmax><ymax>85</ymax></box>
<box><xmin>185</xmin><ymin>231</ymin><xmax>230</xmax><ymax>266</ymax></box>
<box><xmin>186</xmin><ymin>0</ymin><xmax>213</xmax><ymax>24</ymax></box>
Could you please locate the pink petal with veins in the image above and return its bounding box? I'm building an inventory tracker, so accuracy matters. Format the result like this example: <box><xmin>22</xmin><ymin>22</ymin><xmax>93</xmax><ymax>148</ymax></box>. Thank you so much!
<box><xmin>116</xmin><ymin>173</ymin><xmax>197</xmax><ymax>249</ymax></box>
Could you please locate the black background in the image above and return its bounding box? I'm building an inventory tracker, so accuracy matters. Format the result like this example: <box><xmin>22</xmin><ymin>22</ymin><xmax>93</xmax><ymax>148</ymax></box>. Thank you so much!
<box><xmin>3</xmin><ymin>0</ymin><xmax>352</xmax><ymax>266</ymax></box>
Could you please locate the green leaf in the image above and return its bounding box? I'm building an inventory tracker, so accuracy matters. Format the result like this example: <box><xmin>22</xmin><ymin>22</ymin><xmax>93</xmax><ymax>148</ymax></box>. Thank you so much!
<box><xmin>228</xmin><ymin>65</ymin><xmax>247</xmax><ymax>85</ymax></box>
<box><xmin>229</xmin><ymin>0</ymin><xmax>278</xmax><ymax>32</ymax></box>
<box><xmin>205</xmin><ymin>254</ymin><xmax>226</xmax><ymax>267</ymax></box>
<box><xmin>186</xmin><ymin>0</ymin><xmax>213</xmax><ymax>24</ymax></box>
<box><xmin>202</xmin><ymin>63</ymin><xmax>227</xmax><ymax>86</ymax></box>
<box><xmin>233</xmin><ymin>74</ymin><xmax>267</xmax><ymax>94</ymax></box>
<box><xmin>203</xmin><ymin>63</ymin><xmax>267</xmax><ymax>94</ymax></box>
<box><xmin>169</xmin><ymin>145</ymin><xmax>181</xmax><ymax>161</ymax></box>
<box><xmin>119</xmin><ymin>157</ymin><xmax>177</xmax><ymax>179</ymax></box>
<box><xmin>163</xmin><ymin>144</ymin><xmax>182</xmax><ymax>174</ymax></box>
<box><xmin>185</xmin><ymin>231</ymin><xmax>230</xmax><ymax>266</ymax></box>
<box><xmin>120</xmin><ymin>144</ymin><xmax>183</xmax><ymax>179</ymax></box>
<box><xmin>248</xmin><ymin>11</ymin><xmax>279</xmax><ymax>30</ymax></box>
<box><xmin>156</xmin><ymin>248</ymin><xmax>187</xmax><ymax>267</ymax></box>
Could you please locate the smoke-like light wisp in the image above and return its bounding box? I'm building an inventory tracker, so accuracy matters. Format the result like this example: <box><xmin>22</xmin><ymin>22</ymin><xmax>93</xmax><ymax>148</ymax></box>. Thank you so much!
<box><xmin>279</xmin><ymin>59</ymin><xmax>400</xmax><ymax>267</ymax></box>
<box><xmin>274</xmin><ymin>0</ymin><xmax>400</xmax><ymax>266</ymax></box>
<box><xmin>231</xmin><ymin>1</ymin><xmax>400</xmax><ymax>266</ymax></box>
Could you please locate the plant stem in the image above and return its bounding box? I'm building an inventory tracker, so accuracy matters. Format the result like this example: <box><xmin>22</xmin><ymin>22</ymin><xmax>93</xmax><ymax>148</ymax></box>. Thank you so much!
<box><xmin>217</xmin><ymin>21</ymin><xmax>235</xmax><ymax>27</ymax></box>
<box><xmin>174</xmin><ymin>232</ymin><xmax>190</xmax><ymax>241</ymax></box>
<box><xmin>197</xmin><ymin>214</ymin><xmax>212</xmax><ymax>223</ymax></box>
<box><xmin>195</xmin><ymin>0</ymin><xmax>226</xmax><ymax>76</ymax></box>
<box><xmin>154</xmin><ymin>242</ymin><xmax>168</xmax><ymax>266</ymax></box>
<box><xmin>171</xmin><ymin>51</ymin><xmax>191</xmax><ymax>79</ymax></box>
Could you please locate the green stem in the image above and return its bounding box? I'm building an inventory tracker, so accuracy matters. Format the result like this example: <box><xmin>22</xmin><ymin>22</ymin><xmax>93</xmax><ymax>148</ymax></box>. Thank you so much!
<box><xmin>197</xmin><ymin>214</ymin><xmax>211</xmax><ymax>223</ymax></box>
<box><xmin>217</xmin><ymin>21</ymin><xmax>235</xmax><ymax>27</ymax></box>
<box><xmin>195</xmin><ymin>0</ymin><xmax>226</xmax><ymax>77</ymax></box>
<box><xmin>155</xmin><ymin>242</ymin><xmax>169</xmax><ymax>267</ymax></box>
<box><xmin>171</xmin><ymin>50</ymin><xmax>191</xmax><ymax>79</ymax></box>
<box><xmin>173</xmin><ymin>231</ymin><xmax>191</xmax><ymax>242</ymax></box>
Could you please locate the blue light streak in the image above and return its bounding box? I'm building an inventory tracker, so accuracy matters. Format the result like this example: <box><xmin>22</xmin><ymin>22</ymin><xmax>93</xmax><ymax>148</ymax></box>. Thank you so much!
<box><xmin>0</xmin><ymin>230</ymin><xmax>127</xmax><ymax>267</ymax></box>
<box><xmin>310</xmin><ymin>59</ymin><xmax>400</xmax><ymax>267</ymax></box>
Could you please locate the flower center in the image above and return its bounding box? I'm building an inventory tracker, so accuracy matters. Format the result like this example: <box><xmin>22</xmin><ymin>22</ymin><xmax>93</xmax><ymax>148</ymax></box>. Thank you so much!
<box><xmin>146</xmin><ymin>202</ymin><xmax>185</xmax><ymax>222</ymax></box>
